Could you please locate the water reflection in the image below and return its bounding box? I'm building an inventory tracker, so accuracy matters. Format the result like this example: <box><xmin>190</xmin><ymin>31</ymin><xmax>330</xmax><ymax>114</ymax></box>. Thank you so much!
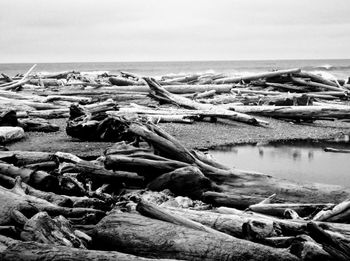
<box><xmin>209</xmin><ymin>141</ymin><xmax>350</xmax><ymax>187</ymax></box>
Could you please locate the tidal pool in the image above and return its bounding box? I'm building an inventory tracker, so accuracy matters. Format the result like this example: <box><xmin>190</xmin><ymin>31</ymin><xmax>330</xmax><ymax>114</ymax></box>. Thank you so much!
<box><xmin>209</xmin><ymin>141</ymin><xmax>350</xmax><ymax>187</ymax></box>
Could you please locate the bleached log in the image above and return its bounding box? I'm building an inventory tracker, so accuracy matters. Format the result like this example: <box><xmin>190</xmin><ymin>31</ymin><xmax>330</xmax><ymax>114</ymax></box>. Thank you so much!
<box><xmin>214</xmin><ymin>68</ymin><xmax>301</xmax><ymax>84</ymax></box>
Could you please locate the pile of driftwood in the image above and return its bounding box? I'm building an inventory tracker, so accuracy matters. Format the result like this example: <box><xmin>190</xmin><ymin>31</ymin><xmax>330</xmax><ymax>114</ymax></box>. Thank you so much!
<box><xmin>1</xmin><ymin>106</ymin><xmax>350</xmax><ymax>260</ymax></box>
<box><xmin>1</xmin><ymin>65</ymin><xmax>350</xmax><ymax>260</ymax></box>
<box><xmin>1</xmin><ymin>65</ymin><xmax>350</xmax><ymax>128</ymax></box>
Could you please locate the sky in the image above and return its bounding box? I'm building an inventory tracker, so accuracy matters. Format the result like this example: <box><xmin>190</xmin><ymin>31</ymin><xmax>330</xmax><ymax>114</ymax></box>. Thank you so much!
<box><xmin>0</xmin><ymin>0</ymin><xmax>349</xmax><ymax>63</ymax></box>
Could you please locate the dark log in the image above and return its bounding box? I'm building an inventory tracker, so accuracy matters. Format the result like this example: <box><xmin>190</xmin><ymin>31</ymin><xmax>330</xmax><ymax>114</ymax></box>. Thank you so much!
<box><xmin>147</xmin><ymin>166</ymin><xmax>213</xmax><ymax>198</ymax></box>
<box><xmin>92</xmin><ymin>211</ymin><xmax>298</xmax><ymax>261</ymax></box>
<box><xmin>0</xmin><ymin>162</ymin><xmax>58</xmax><ymax>192</ymax></box>
<box><xmin>0</xmin><ymin>173</ymin><xmax>71</xmax><ymax>207</ymax></box>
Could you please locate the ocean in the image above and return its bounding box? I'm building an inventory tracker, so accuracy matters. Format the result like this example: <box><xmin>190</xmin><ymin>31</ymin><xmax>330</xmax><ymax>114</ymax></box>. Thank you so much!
<box><xmin>0</xmin><ymin>59</ymin><xmax>349</xmax><ymax>81</ymax></box>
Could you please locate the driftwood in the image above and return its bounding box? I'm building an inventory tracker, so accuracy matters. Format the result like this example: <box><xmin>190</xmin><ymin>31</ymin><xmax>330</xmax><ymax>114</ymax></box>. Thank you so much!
<box><xmin>92</xmin><ymin>211</ymin><xmax>298</xmax><ymax>261</ymax></box>
<box><xmin>225</xmin><ymin>104</ymin><xmax>350</xmax><ymax>120</ymax></box>
<box><xmin>324</xmin><ymin>147</ymin><xmax>350</xmax><ymax>153</ymax></box>
<box><xmin>144</xmin><ymin>77</ymin><xmax>268</xmax><ymax>125</ymax></box>
<box><xmin>213</xmin><ymin>68</ymin><xmax>301</xmax><ymax>84</ymax></box>
<box><xmin>20</xmin><ymin>212</ymin><xmax>86</xmax><ymax>248</ymax></box>
<box><xmin>0</xmin><ymin>235</ymin><xmax>174</xmax><ymax>261</ymax></box>
<box><xmin>0</xmin><ymin>178</ymin><xmax>104</xmax><ymax>226</ymax></box>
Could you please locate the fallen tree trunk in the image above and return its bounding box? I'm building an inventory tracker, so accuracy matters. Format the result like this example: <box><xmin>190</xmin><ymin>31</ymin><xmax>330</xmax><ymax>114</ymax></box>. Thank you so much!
<box><xmin>324</xmin><ymin>147</ymin><xmax>350</xmax><ymax>153</ymax></box>
<box><xmin>213</xmin><ymin>68</ymin><xmax>301</xmax><ymax>84</ymax></box>
<box><xmin>225</xmin><ymin>105</ymin><xmax>350</xmax><ymax>120</ymax></box>
<box><xmin>0</xmin><ymin>235</ymin><xmax>174</xmax><ymax>261</ymax></box>
<box><xmin>92</xmin><ymin>211</ymin><xmax>298</xmax><ymax>261</ymax></box>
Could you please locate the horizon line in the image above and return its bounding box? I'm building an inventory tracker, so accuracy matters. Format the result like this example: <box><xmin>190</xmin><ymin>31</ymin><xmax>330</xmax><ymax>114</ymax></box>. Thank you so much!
<box><xmin>1</xmin><ymin>57</ymin><xmax>350</xmax><ymax>64</ymax></box>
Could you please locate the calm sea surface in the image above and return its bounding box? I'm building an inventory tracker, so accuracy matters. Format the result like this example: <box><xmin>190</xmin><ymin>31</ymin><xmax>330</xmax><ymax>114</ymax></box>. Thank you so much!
<box><xmin>0</xmin><ymin>59</ymin><xmax>349</xmax><ymax>79</ymax></box>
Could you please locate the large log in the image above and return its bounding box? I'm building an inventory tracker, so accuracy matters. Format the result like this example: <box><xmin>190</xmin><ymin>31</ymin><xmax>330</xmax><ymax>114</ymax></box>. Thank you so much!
<box><xmin>213</xmin><ymin>68</ymin><xmax>301</xmax><ymax>84</ymax></box>
<box><xmin>226</xmin><ymin>104</ymin><xmax>350</xmax><ymax>120</ymax></box>
<box><xmin>0</xmin><ymin>235</ymin><xmax>174</xmax><ymax>261</ymax></box>
<box><xmin>92</xmin><ymin>211</ymin><xmax>298</xmax><ymax>261</ymax></box>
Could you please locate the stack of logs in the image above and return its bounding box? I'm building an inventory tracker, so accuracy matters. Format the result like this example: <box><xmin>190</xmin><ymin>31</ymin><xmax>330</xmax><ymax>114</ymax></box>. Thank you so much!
<box><xmin>0</xmin><ymin>65</ymin><xmax>350</xmax><ymax>127</ymax></box>
<box><xmin>1</xmin><ymin>104</ymin><xmax>350</xmax><ymax>260</ymax></box>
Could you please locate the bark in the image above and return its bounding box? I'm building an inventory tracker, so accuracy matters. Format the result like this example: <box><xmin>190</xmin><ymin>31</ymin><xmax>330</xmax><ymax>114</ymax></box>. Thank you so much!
<box><xmin>92</xmin><ymin>211</ymin><xmax>298</xmax><ymax>261</ymax></box>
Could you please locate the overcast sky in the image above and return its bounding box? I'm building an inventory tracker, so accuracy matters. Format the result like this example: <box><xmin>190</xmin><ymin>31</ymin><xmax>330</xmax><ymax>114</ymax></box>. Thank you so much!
<box><xmin>0</xmin><ymin>0</ymin><xmax>349</xmax><ymax>62</ymax></box>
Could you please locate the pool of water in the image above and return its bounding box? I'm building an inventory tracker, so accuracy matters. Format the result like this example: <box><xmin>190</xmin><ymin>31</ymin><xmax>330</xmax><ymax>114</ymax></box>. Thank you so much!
<box><xmin>209</xmin><ymin>141</ymin><xmax>350</xmax><ymax>187</ymax></box>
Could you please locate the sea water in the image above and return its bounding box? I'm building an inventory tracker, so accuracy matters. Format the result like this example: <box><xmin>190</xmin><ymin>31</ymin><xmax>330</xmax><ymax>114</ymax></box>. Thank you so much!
<box><xmin>0</xmin><ymin>59</ymin><xmax>349</xmax><ymax>80</ymax></box>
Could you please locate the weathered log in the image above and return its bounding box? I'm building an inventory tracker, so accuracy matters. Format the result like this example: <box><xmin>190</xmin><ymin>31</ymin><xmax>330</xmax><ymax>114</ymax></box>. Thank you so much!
<box><xmin>0</xmin><ymin>150</ymin><xmax>54</xmax><ymax>166</ymax></box>
<box><xmin>63</xmin><ymin>159</ymin><xmax>144</xmax><ymax>185</ymax></box>
<box><xmin>92</xmin><ymin>211</ymin><xmax>298</xmax><ymax>261</ymax></box>
<box><xmin>324</xmin><ymin>147</ymin><xmax>350</xmax><ymax>153</ymax></box>
<box><xmin>0</xmin><ymin>173</ymin><xmax>71</xmax><ymax>207</ymax></box>
<box><xmin>146</xmin><ymin>166</ymin><xmax>213</xmax><ymax>198</ymax></box>
<box><xmin>226</xmin><ymin>104</ymin><xmax>350</xmax><ymax>120</ymax></box>
<box><xmin>104</xmin><ymin>155</ymin><xmax>190</xmax><ymax>179</ymax></box>
<box><xmin>0</xmin><ymin>127</ymin><xmax>25</xmax><ymax>143</ymax></box>
<box><xmin>291</xmin><ymin>77</ymin><xmax>344</xmax><ymax>92</ymax></box>
<box><xmin>0</xmin><ymin>235</ymin><xmax>174</xmax><ymax>261</ymax></box>
<box><xmin>43</xmin><ymin>95</ymin><xmax>92</xmax><ymax>104</ymax></box>
<box><xmin>144</xmin><ymin>77</ymin><xmax>268</xmax><ymax>125</ymax></box>
<box><xmin>0</xmin><ymin>178</ymin><xmax>104</xmax><ymax>226</ymax></box>
<box><xmin>307</xmin><ymin>221</ymin><xmax>350</xmax><ymax>260</ymax></box>
<box><xmin>109</xmin><ymin>76</ymin><xmax>144</xmax><ymax>86</ymax></box>
<box><xmin>0</xmin><ymin>162</ymin><xmax>58</xmax><ymax>191</ymax></box>
<box><xmin>293</xmin><ymin>71</ymin><xmax>339</xmax><ymax>87</ymax></box>
<box><xmin>18</xmin><ymin>118</ymin><xmax>59</xmax><ymax>132</ymax></box>
<box><xmin>313</xmin><ymin>199</ymin><xmax>350</xmax><ymax>223</ymax></box>
<box><xmin>20</xmin><ymin>212</ymin><xmax>86</xmax><ymax>248</ymax></box>
<box><xmin>213</xmin><ymin>68</ymin><xmax>301</xmax><ymax>84</ymax></box>
<box><xmin>248</xmin><ymin>203</ymin><xmax>334</xmax><ymax>218</ymax></box>
<box><xmin>136</xmin><ymin>200</ymin><xmax>232</xmax><ymax>239</ymax></box>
